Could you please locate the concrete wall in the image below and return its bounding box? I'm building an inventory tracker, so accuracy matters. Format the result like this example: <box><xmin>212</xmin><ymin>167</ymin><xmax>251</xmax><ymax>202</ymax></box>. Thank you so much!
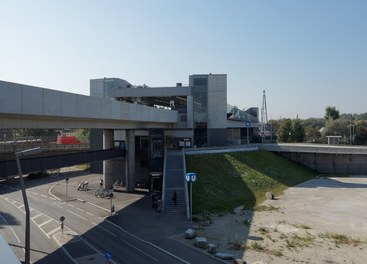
<box><xmin>207</xmin><ymin>74</ymin><xmax>227</xmax><ymax>130</ymax></box>
<box><xmin>90</xmin><ymin>78</ymin><xmax>191</xmax><ymax>98</ymax></box>
<box><xmin>0</xmin><ymin>81</ymin><xmax>178</xmax><ymax>129</ymax></box>
<box><xmin>278</xmin><ymin>152</ymin><xmax>367</xmax><ymax>175</ymax></box>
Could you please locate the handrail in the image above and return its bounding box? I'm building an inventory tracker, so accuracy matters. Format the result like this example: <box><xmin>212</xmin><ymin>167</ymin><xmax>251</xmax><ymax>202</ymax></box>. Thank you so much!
<box><xmin>161</xmin><ymin>147</ymin><xmax>167</xmax><ymax>212</ymax></box>
<box><xmin>183</xmin><ymin>148</ymin><xmax>190</xmax><ymax>221</ymax></box>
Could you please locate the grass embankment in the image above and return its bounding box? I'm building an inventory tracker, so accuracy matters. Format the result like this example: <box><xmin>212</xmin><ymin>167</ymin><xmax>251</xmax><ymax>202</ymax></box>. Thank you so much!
<box><xmin>186</xmin><ymin>150</ymin><xmax>318</xmax><ymax>214</ymax></box>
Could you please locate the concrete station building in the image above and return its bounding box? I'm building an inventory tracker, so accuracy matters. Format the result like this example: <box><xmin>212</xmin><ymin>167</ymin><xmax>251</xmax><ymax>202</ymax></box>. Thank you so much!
<box><xmin>0</xmin><ymin>74</ymin><xmax>259</xmax><ymax>197</ymax></box>
<box><xmin>89</xmin><ymin>74</ymin><xmax>259</xmax><ymax>190</ymax></box>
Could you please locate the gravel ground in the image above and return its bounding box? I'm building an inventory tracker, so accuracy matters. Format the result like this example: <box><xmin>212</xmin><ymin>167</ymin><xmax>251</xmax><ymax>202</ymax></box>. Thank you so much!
<box><xmin>177</xmin><ymin>176</ymin><xmax>367</xmax><ymax>264</ymax></box>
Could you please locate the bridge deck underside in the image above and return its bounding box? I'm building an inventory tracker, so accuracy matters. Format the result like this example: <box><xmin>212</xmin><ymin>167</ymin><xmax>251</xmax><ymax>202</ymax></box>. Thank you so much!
<box><xmin>0</xmin><ymin>149</ymin><xmax>124</xmax><ymax>178</ymax></box>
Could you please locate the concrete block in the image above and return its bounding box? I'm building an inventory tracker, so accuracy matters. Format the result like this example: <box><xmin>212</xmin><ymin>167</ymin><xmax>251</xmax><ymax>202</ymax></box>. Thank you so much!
<box><xmin>22</xmin><ymin>86</ymin><xmax>43</xmax><ymax>115</ymax></box>
<box><xmin>0</xmin><ymin>81</ymin><xmax>22</xmax><ymax>113</ymax></box>
<box><xmin>76</xmin><ymin>95</ymin><xmax>90</xmax><ymax>118</ymax></box>
<box><xmin>195</xmin><ymin>237</ymin><xmax>208</xmax><ymax>249</ymax></box>
<box><xmin>44</xmin><ymin>89</ymin><xmax>61</xmax><ymax>116</ymax></box>
<box><xmin>61</xmin><ymin>93</ymin><xmax>76</xmax><ymax>117</ymax></box>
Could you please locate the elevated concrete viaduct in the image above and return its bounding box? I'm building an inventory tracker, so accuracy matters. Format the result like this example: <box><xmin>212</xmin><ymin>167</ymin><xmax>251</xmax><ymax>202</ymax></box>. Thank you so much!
<box><xmin>0</xmin><ymin>80</ymin><xmax>178</xmax><ymax>191</ymax></box>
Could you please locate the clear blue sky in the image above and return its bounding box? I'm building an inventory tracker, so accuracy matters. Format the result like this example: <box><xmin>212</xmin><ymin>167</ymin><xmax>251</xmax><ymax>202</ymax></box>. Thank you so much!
<box><xmin>1</xmin><ymin>0</ymin><xmax>366</xmax><ymax>119</ymax></box>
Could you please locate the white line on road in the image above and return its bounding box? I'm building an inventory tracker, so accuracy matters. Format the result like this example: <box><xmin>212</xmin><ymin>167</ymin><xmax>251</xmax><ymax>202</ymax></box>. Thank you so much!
<box><xmin>86</xmin><ymin>212</ymin><xmax>94</xmax><ymax>216</ymax></box>
<box><xmin>9</xmin><ymin>226</ymin><xmax>21</xmax><ymax>244</ymax></box>
<box><xmin>0</xmin><ymin>214</ymin><xmax>22</xmax><ymax>247</ymax></box>
<box><xmin>46</xmin><ymin>226</ymin><xmax>61</xmax><ymax>237</ymax></box>
<box><xmin>123</xmin><ymin>240</ymin><xmax>158</xmax><ymax>262</ymax></box>
<box><xmin>38</xmin><ymin>218</ymin><xmax>53</xmax><ymax>227</ymax></box>
<box><xmin>31</xmin><ymin>213</ymin><xmax>43</xmax><ymax>220</ymax></box>
<box><xmin>52</xmin><ymin>202</ymin><xmax>64</xmax><ymax>209</ymax></box>
<box><xmin>86</xmin><ymin>201</ymin><xmax>110</xmax><ymax>212</ymax></box>
<box><xmin>67</xmin><ymin>209</ymin><xmax>87</xmax><ymax>220</ymax></box>
<box><xmin>92</xmin><ymin>222</ymin><xmax>117</xmax><ymax>237</ymax></box>
<box><xmin>106</xmin><ymin>220</ymin><xmax>190</xmax><ymax>264</ymax></box>
<box><xmin>48</xmin><ymin>182</ymin><xmax>62</xmax><ymax>201</ymax></box>
<box><xmin>68</xmin><ymin>204</ymin><xmax>75</xmax><ymax>208</ymax></box>
<box><xmin>41</xmin><ymin>194</ymin><xmax>47</xmax><ymax>198</ymax></box>
<box><xmin>77</xmin><ymin>208</ymin><xmax>84</xmax><ymax>212</ymax></box>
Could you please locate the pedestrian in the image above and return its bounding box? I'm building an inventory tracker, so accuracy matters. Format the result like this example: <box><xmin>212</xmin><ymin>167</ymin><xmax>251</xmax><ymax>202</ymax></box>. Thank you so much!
<box><xmin>99</xmin><ymin>178</ymin><xmax>103</xmax><ymax>188</ymax></box>
<box><xmin>172</xmin><ymin>190</ymin><xmax>177</xmax><ymax>206</ymax></box>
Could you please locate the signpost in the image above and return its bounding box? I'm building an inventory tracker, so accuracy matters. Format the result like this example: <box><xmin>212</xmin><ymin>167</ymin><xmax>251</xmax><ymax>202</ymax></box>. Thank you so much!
<box><xmin>107</xmin><ymin>187</ymin><xmax>114</xmax><ymax>216</ymax></box>
<box><xmin>65</xmin><ymin>177</ymin><xmax>69</xmax><ymax>201</ymax></box>
<box><xmin>105</xmin><ymin>251</ymin><xmax>112</xmax><ymax>264</ymax></box>
<box><xmin>186</xmin><ymin>172</ymin><xmax>197</xmax><ymax>222</ymax></box>
<box><xmin>60</xmin><ymin>216</ymin><xmax>65</xmax><ymax>234</ymax></box>
<box><xmin>245</xmin><ymin>121</ymin><xmax>250</xmax><ymax>145</ymax></box>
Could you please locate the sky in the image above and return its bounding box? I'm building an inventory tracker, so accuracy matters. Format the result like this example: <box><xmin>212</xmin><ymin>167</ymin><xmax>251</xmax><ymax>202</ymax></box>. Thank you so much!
<box><xmin>1</xmin><ymin>0</ymin><xmax>366</xmax><ymax>119</ymax></box>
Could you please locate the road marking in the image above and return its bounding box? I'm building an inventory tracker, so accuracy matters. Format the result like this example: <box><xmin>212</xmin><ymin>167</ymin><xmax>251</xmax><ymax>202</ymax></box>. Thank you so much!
<box><xmin>67</xmin><ymin>209</ymin><xmax>87</xmax><ymax>220</ymax></box>
<box><xmin>32</xmin><ymin>192</ymin><xmax>39</xmax><ymax>196</ymax></box>
<box><xmin>39</xmin><ymin>218</ymin><xmax>53</xmax><ymax>227</ymax></box>
<box><xmin>123</xmin><ymin>240</ymin><xmax>158</xmax><ymax>262</ymax></box>
<box><xmin>48</xmin><ymin>182</ymin><xmax>62</xmax><ymax>201</ymax></box>
<box><xmin>106</xmin><ymin>220</ymin><xmax>190</xmax><ymax>264</ymax></box>
<box><xmin>68</xmin><ymin>204</ymin><xmax>75</xmax><ymax>208</ymax></box>
<box><xmin>86</xmin><ymin>201</ymin><xmax>110</xmax><ymax>212</ymax></box>
<box><xmin>41</xmin><ymin>194</ymin><xmax>47</xmax><ymax>198</ymax></box>
<box><xmin>46</xmin><ymin>226</ymin><xmax>61</xmax><ymax>237</ymax></box>
<box><xmin>92</xmin><ymin>222</ymin><xmax>117</xmax><ymax>237</ymax></box>
<box><xmin>49</xmin><ymin>197</ymin><xmax>56</xmax><ymax>201</ymax></box>
<box><xmin>31</xmin><ymin>213</ymin><xmax>43</xmax><ymax>220</ymax></box>
<box><xmin>86</xmin><ymin>212</ymin><xmax>94</xmax><ymax>216</ymax></box>
<box><xmin>77</xmin><ymin>208</ymin><xmax>84</xmax><ymax>212</ymax></box>
<box><xmin>52</xmin><ymin>202</ymin><xmax>64</xmax><ymax>209</ymax></box>
<box><xmin>10</xmin><ymin>226</ymin><xmax>21</xmax><ymax>243</ymax></box>
<box><xmin>0</xmin><ymin>214</ymin><xmax>21</xmax><ymax>244</ymax></box>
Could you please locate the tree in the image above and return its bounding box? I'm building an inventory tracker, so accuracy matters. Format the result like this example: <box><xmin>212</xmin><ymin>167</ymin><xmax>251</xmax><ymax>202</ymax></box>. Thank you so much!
<box><xmin>301</xmin><ymin>118</ymin><xmax>324</xmax><ymax>129</ymax></box>
<box><xmin>322</xmin><ymin>118</ymin><xmax>349</xmax><ymax>143</ymax></box>
<box><xmin>324</xmin><ymin>106</ymin><xmax>340</xmax><ymax>121</ymax></box>
<box><xmin>353</xmin><ymin>121</ymin><xmax>367</xmax><ymax>145</ymax></box>
<box><xmin>291</xmin><ymin>120</ymin><xmax>305</xmax><ymax>142</ymax></box>
<box><xmin>304</xmin><ymin>126</ymin><xmax>321</xmax><ymax>143</ymax></box>
<box><xmin>74</xmin><ymin>129</ymin><xmax>90</xmax><ymax>143</ymax></box>
<box><xmin>277</xmin><ymin>119</ymin><xmax>292</xmax><ymax>142</ymax></box>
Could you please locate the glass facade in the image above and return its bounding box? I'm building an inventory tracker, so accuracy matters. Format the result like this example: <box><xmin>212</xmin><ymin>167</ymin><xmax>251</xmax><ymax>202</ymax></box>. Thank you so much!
<box><xmin>227</xmin><ymin>105</ymin><xmax>258</xmax><ymax>122</ymax></box>
<box><xmin>192</xmin><ymin>76</ymin><xmax>208</xmax><ymax>147</ymax></box>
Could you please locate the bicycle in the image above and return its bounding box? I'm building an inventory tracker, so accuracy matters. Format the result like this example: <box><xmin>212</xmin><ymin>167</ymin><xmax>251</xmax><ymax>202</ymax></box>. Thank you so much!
<box><xmin>113</xmin><ymin>179</ymin><xmax>125</xmax><ymax>188</ymax></box>
<box><xmin>95</xmin><ymin>188</ymin><xmax>108</xmax><ymax>198</ymax></box>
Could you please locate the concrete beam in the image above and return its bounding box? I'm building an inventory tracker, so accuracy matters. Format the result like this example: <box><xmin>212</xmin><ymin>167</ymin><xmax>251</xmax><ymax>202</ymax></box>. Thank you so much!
<box><xmin>0</xmin><ymin>81</ymin><xmax>178</xmax><ymax>129</ymax></box>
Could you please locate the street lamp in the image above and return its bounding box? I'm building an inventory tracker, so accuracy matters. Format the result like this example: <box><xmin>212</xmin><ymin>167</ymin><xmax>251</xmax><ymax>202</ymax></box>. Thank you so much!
<box><xmin>15</xmin><ymin>147</ymin><xmax>42</xmax><ymax>264</ymax></box>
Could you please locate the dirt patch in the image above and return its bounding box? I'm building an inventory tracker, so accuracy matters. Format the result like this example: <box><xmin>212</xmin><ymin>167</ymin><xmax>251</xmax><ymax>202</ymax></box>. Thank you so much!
<box><xmin>176</xmin><ymin>177</ymin><xmax>367</xmax><ymax>263</ymax></box>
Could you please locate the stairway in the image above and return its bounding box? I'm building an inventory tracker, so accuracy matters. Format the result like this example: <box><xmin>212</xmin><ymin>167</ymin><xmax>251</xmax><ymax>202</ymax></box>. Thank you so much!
<box><xmin>163</xmin><ymin>149</ymin><xmax>186</xmax><ymax>213</ymax></box>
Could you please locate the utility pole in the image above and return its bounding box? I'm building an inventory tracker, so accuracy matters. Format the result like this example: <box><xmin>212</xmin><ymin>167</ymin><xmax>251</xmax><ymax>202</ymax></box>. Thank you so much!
<box><xmin>15</xmin><ymin>147</ymin><xmax>42</xmax><ymax>264</ymax></box>
<box><xmin>260</xmin><ymin>90</ymin><xmax>269</xmax><ymax>143</ymax></box>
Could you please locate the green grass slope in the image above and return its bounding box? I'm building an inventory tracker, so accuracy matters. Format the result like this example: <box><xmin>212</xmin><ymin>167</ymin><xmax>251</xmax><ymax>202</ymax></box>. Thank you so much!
<box><xmin>186</xmin><ymin>150</ymin><xmax>318</xmax><ymax>214</ymax></box>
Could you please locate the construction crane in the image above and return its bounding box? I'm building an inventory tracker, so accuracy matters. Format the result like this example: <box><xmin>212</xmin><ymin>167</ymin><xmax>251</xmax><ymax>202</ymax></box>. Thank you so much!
<box><xmin>260</xmin><ymin>90</ymin><xmax>269</xmax><ymax>142</ymax></box>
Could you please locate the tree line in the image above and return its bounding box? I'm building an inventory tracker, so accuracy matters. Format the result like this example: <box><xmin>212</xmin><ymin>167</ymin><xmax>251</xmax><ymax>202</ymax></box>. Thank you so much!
<box><xmin>272</xmin><ymin>106</ymin><xmax>367</xmax><ymax>145</ymax></box>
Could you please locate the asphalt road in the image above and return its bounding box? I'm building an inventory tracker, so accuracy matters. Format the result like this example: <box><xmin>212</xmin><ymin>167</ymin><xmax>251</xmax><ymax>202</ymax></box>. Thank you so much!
<box><xmin>0</xmin><ymin>171</ymin><xmax>226</xmax><ymax>264</ymax></box>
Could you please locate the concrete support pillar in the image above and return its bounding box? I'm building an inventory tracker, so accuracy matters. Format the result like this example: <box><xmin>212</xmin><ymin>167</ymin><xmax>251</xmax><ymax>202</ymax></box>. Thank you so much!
<box><xmin>125</xmin><ymin>129</ymin><xmax>135</xmax><ymax>192</ymax></box>
<box><xmin>103</xmin><ymin>129</ymin><xmax>114</xmax><ymax>189</ymax></box>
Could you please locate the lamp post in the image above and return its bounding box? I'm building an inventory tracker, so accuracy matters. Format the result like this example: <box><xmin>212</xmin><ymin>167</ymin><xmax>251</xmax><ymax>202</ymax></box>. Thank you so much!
<box><xmin>15</xmin><ymin>147</ymin><xmax>42</xmax><ymax>264</ymax></box>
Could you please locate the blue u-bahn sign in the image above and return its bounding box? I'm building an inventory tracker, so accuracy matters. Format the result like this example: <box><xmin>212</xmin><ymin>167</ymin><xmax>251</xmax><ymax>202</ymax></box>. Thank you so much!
<box><xmin>186</xmin><ymin>172</ymin><xmax>197</xmax><ymax>183</ymax></box>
